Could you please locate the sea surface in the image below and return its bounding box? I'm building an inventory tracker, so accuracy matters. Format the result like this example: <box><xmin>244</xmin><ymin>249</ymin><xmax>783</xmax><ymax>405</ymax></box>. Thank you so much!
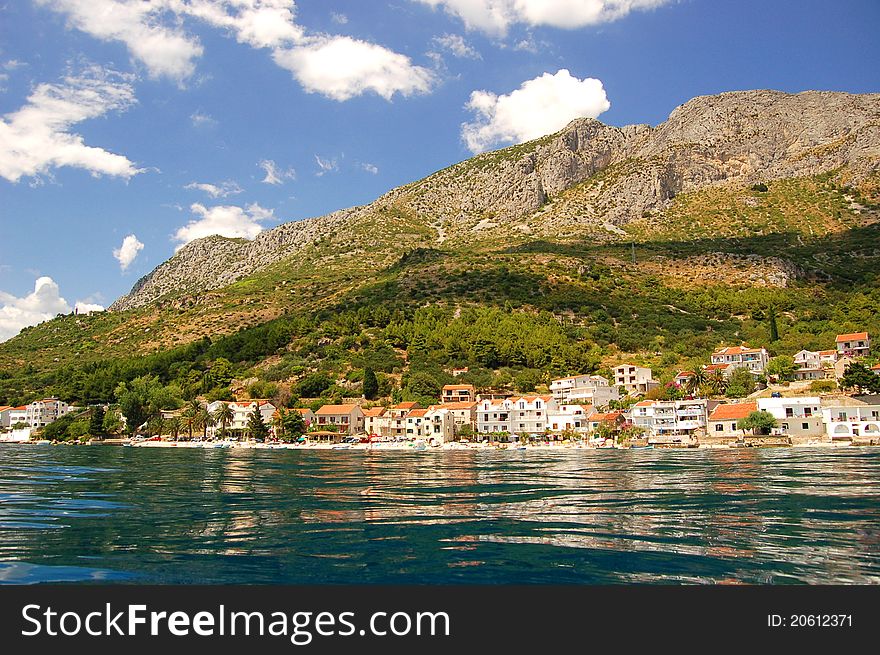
<box><xmin>1</xmin><ymin>443</ymin><xmax>879</xmax><ymax>584</ymax></box>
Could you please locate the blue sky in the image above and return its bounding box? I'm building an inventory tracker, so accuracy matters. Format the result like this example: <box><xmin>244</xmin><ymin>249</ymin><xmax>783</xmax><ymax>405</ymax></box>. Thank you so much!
<box><xmin>1</xmin><ymin>0</ymin><xmax>879</xmax><ymax>341</ymax></box>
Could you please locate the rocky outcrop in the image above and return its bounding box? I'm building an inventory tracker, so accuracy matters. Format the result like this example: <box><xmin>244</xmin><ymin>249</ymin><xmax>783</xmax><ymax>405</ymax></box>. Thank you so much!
<box><xmin>112</xmin><ymin>89</ymin><xmax>880</xmax><ymax>311</ymax></box>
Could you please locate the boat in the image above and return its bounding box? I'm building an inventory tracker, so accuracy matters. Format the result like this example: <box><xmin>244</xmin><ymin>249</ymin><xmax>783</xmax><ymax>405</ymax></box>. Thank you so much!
<box><xmin>630</xmin><ymin>444</ymin><xmax>654</xmax><ymax>450</ymax></box>
<box><xmin>413</xmin><ymin>440</ymin><xmax>427</xmax><ymax>451</ymax></box>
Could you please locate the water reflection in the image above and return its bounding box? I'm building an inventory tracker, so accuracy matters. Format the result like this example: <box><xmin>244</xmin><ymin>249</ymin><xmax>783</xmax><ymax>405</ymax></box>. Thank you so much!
<box><xmin>0</xmin><ymin>444</ymin><xmax>879</xmax><ymax>584</ymax></box>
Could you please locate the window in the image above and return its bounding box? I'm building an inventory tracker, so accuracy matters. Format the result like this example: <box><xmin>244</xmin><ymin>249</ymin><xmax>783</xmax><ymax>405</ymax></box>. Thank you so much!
<box><xmin>536</xmin><ymin>401</ymin><xmax>541</xmax><ymax>408</ymax></box>
<box><xmin>782</xmin><ymin>423</ymin><xmax>789</xmax><ymax>430</ymax></box>
<box><xmin>715</xmin><ymin>424</ymin><xmax>723</xmax><ymax>432</ymax></box>
<box><xmin>785</xmin><ymin>408</ymin><xmax>794</xmax><ymax>418</ymax></box>
<box><xmin>802</xmin><ymin>423</ymin><xmax>809</xmax><ymax>430</ymax></box>
<box><xmin>732</xmin><ymin>422</ymin><xmax>738</xmax><ymax>431</ymax></box>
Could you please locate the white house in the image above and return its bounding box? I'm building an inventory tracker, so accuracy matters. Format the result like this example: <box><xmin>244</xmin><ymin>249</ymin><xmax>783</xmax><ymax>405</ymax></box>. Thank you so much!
<box><xmin>546</xmin><ymin>404</ymin><xmax>593</xmax><ymax>435</ymax></box>
<box><xmin>629</xmin><ymin>399</ymin><xmax>708</xmax><ymax>441</ymax></box>
<box><xmin>25</xmin><ymin>398</ymin><xmax>72</xmax><ymax>428</ymax></box>
<box><xmin>441</xmin><ymin>384</ymin><xmax>476</xmax><ymax>404</ymax></box>
<box><xmin>836</xmin><ymin>332</ymin><xmax>870</xmax><ymax>358</ymax></box>
<box><xmin>710</xmin><ymin>346</ymin><xmax>770</xmax><ymax>375</ymax></box>
<box><xmin>792</xmin><ymin>350</ymin><xmax>833</xmax><ymax>381</ymax></box>
<box><xmin>387</xmin><ymin>402</ymin><xmax>420</xmax><ymax>439</ymax></box>
<box><xmin>406</xmin><ymin>407</ymin><xmax>455</xmax><ymax>443</ymax></box>
<box><xmin>613</xmin><ymin>365</ymin><xmax>659</xmax><ymax>396</ymax></box>
<box><xmin>477</xmin><ymin>395</ymin><xmax>556</xmax><ymax>440</ymax></box>
<box><xmin>429</xmin><ymin>402</ymin><xmax>476</xmax><ymax>434</ymax></box>
<box><xmin>549</xmin><ymin>375</ymin><xmax>619</xmax><ymax>406</ymax></box>
<box><xmin>206</xmin><ymin>400</ymin><xmax>277</xmax><ymax>438</ymax></box>
<box><xmin>821</xmin><ymin>396</ymin><xmax>880</xmax><ymax>441</ymax></box>
<box><xmin>757</xmin><ymin>397</ymin><xmax>825</xmax><ymax>440</ymax></box>
<box><xmin>362</xmin><ymin>407</ymin><xmax>390</xmax><ymax>437</ymax></box>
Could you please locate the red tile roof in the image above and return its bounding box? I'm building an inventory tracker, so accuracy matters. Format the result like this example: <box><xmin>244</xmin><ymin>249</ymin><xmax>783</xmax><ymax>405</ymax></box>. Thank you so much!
<box><xmin>836</xmin><ymin>332</ymin><xmax>869</xmax><ymax>342</ymax></box>
<box><xmin>361</xmin><ymin>407</ymin><xmax>386</xmax><ymax>417</ymax></box>
<box><xmin>709</xmin><ymin>402</ymin><xmax>757</xmax><ymax>421</ymax></box>
<box><xmin>316</xmin><ymin>404</ymin><xmax>360</xmax><ymax>415</ymax></box>
<box><xmin>442</xmin><ymin>384</ymin><xmax>474</xmax><ymax>391</ymax></box>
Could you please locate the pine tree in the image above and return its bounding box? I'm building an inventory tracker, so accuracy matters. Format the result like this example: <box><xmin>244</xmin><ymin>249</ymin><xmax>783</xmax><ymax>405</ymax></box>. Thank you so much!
<box><xmin>363</xmin><ymin>367</ymin><xmax>379</xmax><ymax>400</ymax></box>
<box><xmin>768</xmin><ymin>305</ymin><xmax>779</xmax><ymax>343</ymax></box>
<box><xmin>89</xmin><ymin>405</ymin><xmax>105</xmax><ymax>438</ymax></box>
<box><xmin>248</xmin><ymin>406</ymin><xmax>270</xmax><ymax>441</ymax></box>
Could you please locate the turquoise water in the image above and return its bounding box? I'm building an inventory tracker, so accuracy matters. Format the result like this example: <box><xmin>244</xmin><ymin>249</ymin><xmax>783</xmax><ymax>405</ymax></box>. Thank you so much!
<box><xmin>1</xmin><ymin>444</ymin><xmax>879</xmax><ymax>584</ymax></box>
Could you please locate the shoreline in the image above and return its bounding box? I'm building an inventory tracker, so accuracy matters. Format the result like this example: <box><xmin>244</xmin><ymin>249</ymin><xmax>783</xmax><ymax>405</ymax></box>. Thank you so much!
<box><xmin>6</xmin><ymin>439</ymin><xmax>870</xmax><ymax>451</ymax></box>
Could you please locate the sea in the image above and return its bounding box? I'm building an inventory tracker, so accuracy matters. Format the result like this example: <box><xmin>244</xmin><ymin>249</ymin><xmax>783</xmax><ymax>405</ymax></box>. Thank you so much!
<box><xmin>1</xmin><ymin>443</ymin><xmax>879</xmax><ymax>584</ymax></box>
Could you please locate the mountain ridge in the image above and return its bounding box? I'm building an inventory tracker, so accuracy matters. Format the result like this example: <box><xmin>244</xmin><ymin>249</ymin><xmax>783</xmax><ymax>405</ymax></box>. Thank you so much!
<box><xmin>110</xmin><ymin>89</ymin><xmax>880</xmax><ymax>312</ymax></box>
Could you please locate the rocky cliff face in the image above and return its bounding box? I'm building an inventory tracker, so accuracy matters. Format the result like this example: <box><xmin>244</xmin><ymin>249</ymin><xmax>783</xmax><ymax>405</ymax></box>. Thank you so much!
<box><xmin>111</xmin><ymin>89</ymin><xmax>880</xmax><ymax>311</ymax></box>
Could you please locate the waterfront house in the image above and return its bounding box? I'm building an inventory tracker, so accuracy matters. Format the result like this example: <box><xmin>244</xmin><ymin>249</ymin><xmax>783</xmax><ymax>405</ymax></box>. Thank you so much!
<box><xmin>429</xmin><ymin>402</ymin><xmax>477</xmax><ymax>434</ymax></box>
<box><xmin>387</xmin><ymin>402</ymin><xmax>420</xmax><ymax>439</ymax></box>
<box><xmin>821</xmin><ymin>396</ymin><xmax>880</xmax><ymax>441</ymax></box>
<box><xmin>836</xmin><ymin>332</ymin><xmax>870</xmax><ymax>358</ymax></box>
<box><xmin>207</xmin><ymin>400</ymin><xmax>277</xmax><ymax>438</ymax></box>
<box><xmin>314</xmin><ymin>404</ymin><xmax>365</xmax><ymax>435</ymax></box>
<box><xmin>420</xmin><ymin>407</ymin><xmax>456</xmax><ymax>443</ymax></box>
<box><xmin>707</xmin><ymin>402</ymin><xmax>757</xmax><ymax>440</ymax></box>
<box><xmin>757</xmin><ymin>397</ymin><xmax>824</xmax><ymax>440</ymax></box>
<box><xmin>710</xmin><ymin>346</ymin><xmax>770</xmax><ymax>375</ymax></box>
<box><xmin>294</xmin><ymin>407</ymin><xmax>316</xmax><ymax>428</ymax></box>
<box><xmin>0</xmin><ymin>406</ymin><xmax>12</xmax><ymax>429</ymax></box>
<box><xmin>549</xmin><ymin>374</ymin><xmax>619</xmax><ymax>406</ymax></box>
<box><xmin>613</xmin><ymin>364</ymin><xmax>659</xmax><ymax>396</ymax></box>
<box><xmin>629</xmin><ymin>399</ymin><xmax>708</xmax><ymax>442</ymax></box>
<box><xmin>477</xmin><ymin>395</ymin><xmax>557</xmax><ymax>440</ymax></box>
<box><xmin>547</xmin><ymin>404</ymin><xmax>593</xmax><ymax>435</ymax></box>
<box><xmin>362</xmin><ymin>407</ymin><xmax>390</xmax><ymax>437</ymax></box>
<box><xmin>441</xmin><ymin>384</ymin><xmax>476</xmax><ymax>403</ymax></box>
<box><xmin>25</xmin><ymin>398</ymin><xmax>72</xmax><ymax>428</ymax></box>
<box><xmin>585</xmin><ymin>410</ymin><xmax>626</xmax><ymax>434</ymax></box>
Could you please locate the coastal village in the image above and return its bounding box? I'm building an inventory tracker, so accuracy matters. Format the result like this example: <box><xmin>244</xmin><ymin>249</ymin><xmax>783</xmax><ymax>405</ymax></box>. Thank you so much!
<box><xmin>1</xmin><ymin>331</ymin><xmax>878</xmax><ymax>450</ymax></box>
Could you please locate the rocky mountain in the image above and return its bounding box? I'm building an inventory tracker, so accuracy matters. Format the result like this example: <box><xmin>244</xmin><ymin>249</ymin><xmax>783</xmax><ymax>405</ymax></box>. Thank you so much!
<box><xmin>109</xmin><ymin>89</ymin><xmax>878</xmax><ymax>312</ymax></box>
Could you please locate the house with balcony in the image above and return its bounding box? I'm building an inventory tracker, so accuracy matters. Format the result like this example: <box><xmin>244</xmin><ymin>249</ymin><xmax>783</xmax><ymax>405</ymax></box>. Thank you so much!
<box><xmin>613</xmin><ymin>365</ymin><xmax>659</xmax><ymax>396</ymax></box>
<box><xmin>387</xmin><ymin>402</ymin><xmax>420</xmax><ymax>439</ymax></box>
<box><xmin>411</xmin><ymin>407</ymin><xmax>455</xmax><ymax>443</ymax></box>
<box><xmin>25</xmin><ymin>398</ymin><xmax>73</xmax><ymax>428</ymax></box>
<box><xmin>836</xmin><ymin>332</ymin><xmax>870</xmax><ymax>358</ymax></box>
<box><xmin>441</xmin><ymin>384</ymin><xmax>476</xmax><ymax>403</ymax></box>
<box><xmin>429</xmin><ymin>402</ymin><xmax>476</xmax><ymax>434</ymax></box>
<box><xmin>674</xmin><ymin>371</ymin><xmax>695</xmax><ymax>387</ymax></box>
<box><xmin>757</xmin><ymin>397</ymin><xmax>824</xmax><ymax>440</ymax></box>
<box><xmin>477</xmin><ymin>395</ymin><xmax>556</xmax><ymax>440</ymax></box>
<box><xmin>710</xmin><ymin>346</ymin><xmax>770</xmax><ymax>375</ymax></box>
<box><xmin>629</xmin><ymin>399</ymin><xmax>708</xmax><ymax>442</ymax></box>
<box><xmin>547</xmin><ymin>404</ymin><xmax>593</xmax><ymax>435</ymax></box>
<box><xmin>821</xmin><ymin>396</ymin><xmax>880</xmax><ymax>441</ymax></box>
<box><xmin>791</xmin><ymin>351</ymin><xmax>828</xmax><ymax>381</ymax></box>
<box><xmin>314</xmin><ymin>404</ymin><xmax>365</xmax><ymax>435</ymax></box>
<box><xmin>206</xmin><ymin>400</ymin><xmax>277</xmax><ymax>438</ymax></box>
<box><xmin>549</xmin><ymin>374</ymin><xmax>619</xmax><ymax>407</ymax></box>
<box><xmin>707</xmin><ymin>402</ymin><xmax>757</xmax><ymax>441</ymax></box>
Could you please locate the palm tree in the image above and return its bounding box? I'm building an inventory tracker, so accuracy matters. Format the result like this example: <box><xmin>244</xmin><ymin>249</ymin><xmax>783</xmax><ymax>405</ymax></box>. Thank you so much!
<box><xmin>182</xmin><ymin>399</ymin><xmax>203</xmax><ymax>440</ymax></box>
<box><xmin>686</xmin><ymin>369</ymin><xmax>707</xmax><ymax>395</ymax></box>
<box><xmin>213</xmin><ymin>402</ymin><xmax>234</xmax><ymax>440</ymax></box>
<box><xmin>708</xmin><ymin>370</ymin><xmax>729</xmax><ymax>396</ymax></box>
<box><xmin>198</xmin><ymin>407</ymin><xmax>215</xmax><ymax>439</ymax></box>
<box><xmin>165</xmin><ymin>416</ymin><xmax>183</xmax><ymax>441</ymax></box>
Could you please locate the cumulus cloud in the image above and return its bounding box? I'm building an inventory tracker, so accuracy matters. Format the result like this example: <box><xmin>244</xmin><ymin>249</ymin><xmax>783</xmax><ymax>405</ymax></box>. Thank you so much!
<box><xmin>461</xmin><ymin>69</ymin><xmax>610</xmax><ymax>153</ymax></box>
<box><xmin>360</xmin><ymin>162</ymin><xmax>379</xmax><ymax>175</ymax></box>
<box><xmin>415</xmin><ymin>0</ymin><xmax>669</xmax><ymax>34</ymax></box>
<box><xmin>173</xmin><ymin>202</ymin><xmax>274</xmax><ymax>248</ymax></box>
<box><xmin>273</xmin><ymin>35</ymin><xmax>434</xmax><ymax>101</ymax></box>
<box><xmin>185</xmin><ymin>179</ymin><xmax>243</xmax><ymax>197</ymax></box>
<box><xmin>0</xmin><ymin>66</ymin><xmax>141</xmax><ymax>183</ymax></box>
<box><xmin>75</xmin><ymin>301</ymin><xmax>105</xmax><ymax>314</ymax></box>
<box><xmin>40</xmin><ymin>1</ymin><xmax>434</xmax><ymax>101</ymax></box>
<box><xmin>35</xmin><ymin>0</ymin><xmax>203</xmax><ymax>82</ymax></box>
<box><xmin>433</xmin><ymin>33</ymin><xmax>481</xmax><ymax>59</ymax></box>
<box><xmin>113</xmin><ymin>234</ymin><xmax>145</xmax><ymax>270</ymax></box>
<box><xmin>0</xmin><ymin>277</ymin><xmax>102</xmax><ymax>342</ymax></box>
<box><xmin>258</xmin><ymin>159</ymin><xmax>296</xmax><ymax>185</ymax></box>
<box><xmin>331</xmin><ymin>12</ymin><xmax>349</xmax><ymax>25</ymax></box>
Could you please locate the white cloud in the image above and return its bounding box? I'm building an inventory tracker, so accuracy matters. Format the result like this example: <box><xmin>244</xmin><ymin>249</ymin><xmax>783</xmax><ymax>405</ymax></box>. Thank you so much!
<box><xmin>185</xmin><ymin>179</ymin><xmax>243</xmax><ymax>197</ymax></box>
<box><xmin>461</xmin><ymin>69</ymin><xmax>610</xmax><ymax>153</ymax></box>
<box><xmin>360</xmin><ymin>162</ymin><xmax>379</xmax><ymax>175</ymax></box>
<box><xmin>0</xmin><ymin>65</ymin><xmax>141</xmax><ymax>183</ymax></box>
<box><xmin>433</xmin><ymin>33</ymin><xmax>481</xmax><ymax>59</ymax></box>
<box><xmin>113</xmin><ymin>234</ymin><xmax>145</xmax><ymax>270</ymax></box>
<box><xmin>273</xmin><ymin>35</ymin><xmax>434</xmax><ymax>101</ymax></box>
<box><xmin>0</xmin><ymin>277</ymin><xmax>88</xmax><ymax>342</ymax></box>
<box><xmin>40</xmin><ymin>1</ymin><xmax>434</xmax><ymax>102</ymax></box>
<box><xmin>190</xmin><ymin>111</ymin><xmax>217</xmax><ymax>128</ymax></box>
<box><xmin>173</xmin><ymin>202</ymin><xmax>274</xmax><ymax>248</ymax></box>
<box><xmin>75</xmin><ymin>301</ymin><xmax>105</xmax><ymax>314</ymax></box>
<box><xmin>258</xmin><ymin>159</ymin><xmax>296</xmax><ymax>185</ymax></box>
<box><xmin>414</xmin><ymin>0</ymin><xmax>669</xmax><ymax>35</ymax></box>
<box><xmin>314</xmin><ymin>154</ymin><xmax>338</xmax><ymax>176</ymax></box>
<box><xmin>35</xmin><ymin>0</ymin><xmax>203</xmax><ymax>82</ymax></box>
<box><xmin>331</xmin><ymin>12</ymin><xmax>349</xmax><ymax>25</ymax></box>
